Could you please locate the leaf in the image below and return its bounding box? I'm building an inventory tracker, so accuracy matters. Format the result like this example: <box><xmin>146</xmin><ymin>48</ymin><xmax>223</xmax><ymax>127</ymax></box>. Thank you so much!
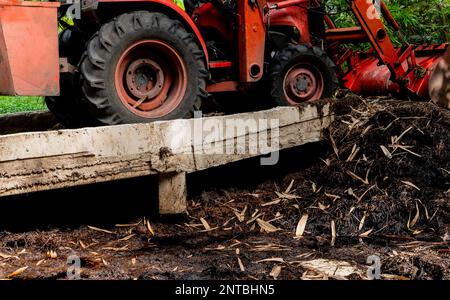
<box><xmin>270</xmin><ymin>265</ymin><xmax>282</xmax><ymax>279</ymax></box>
<box><xmin>295</xmin><ymin>214</ymin><xmax>308</xmax><ymax>237</ymax></box>
<box><xmin>200</xmin><ymin>217</ymin><xmax>211</xmax><ymax>231</ymax></box>
<box><xmin>237</xmin><ymin>257</ymin><xmax>245</xmax><ymax>272</ymax></box>
<box><xmin>358</xmin><ymin>213</ymin><xmax>366</xmax><ymax>231</ymax></box>
<box><xmin>284</xmin><ymin>180</ymin><xmax>295</xmax><ymax>194</ymax></box>
<box><xmin>359</xmin><ymin>229</ymin><xmax>373</xmax><ymax>237</ymax></box>
<box><xmin>119</xmin><ymin>234</ymin><xmax>136</xmax><ymax>241</ymax></box>
<box><xmin>318</xmin><ymin>203</ymin><xmax>329</xmax><ymax>211</ymax></box>
<box><xmin>256</xmin><ymin>218</ymin><xmax>281</xmax><ymax>233</ymax></box>
<box><xmin>255</xmin><ymin>257</ymin><xmax>285</xmax><ymax>263</ymax></box>
<box><xmin>7</xmin><ymin>266</ymin><xmax>28</xmax><ymax>278</ymax></box>
<box><xmin>346</xmin><ymin>144</ymin><xmax>360</xmax><ymax>162</ymax></box>
<box><xmin>146</xmin><ymin>220</ymin><xmax>155</xmax><ymax>236</ymax></box>
<box><xmin>410</xmin><ymin>201</ymin><xmax>420</xmax><ymax>228</ymax></box>
<box><xmin>331</xmin><ymin>220</ymin><xmax>336</xmax><ymax>238</ymax></box>
<box><xmin>0</xmin><ymin>252</ymin><xmax>19</xmax><ymax>260</ymax></box>
<box><xmin>401</xmin><ymin>181</ymin><xmax>421</xmax><ymax>191</ymax></box>
<box><xmin>88</xmin><ymin>226</ymin><xmax>113</xmax><ymax>234</ymax></box>
<box><xmin>46</xmin><ymin>250</ymin><xmax>57</xmax><ymax>259</ymax></box>
<box><xmin>346</xmin><ymin>170</ymin><xmax>369</xmax><ymax>185</ymax></box>
<box><xmin>330</xmin><ymin>133</ymin><xmax>340</xmax><ymax>159</ymax></box>
<box><xmin>380</xmin><ymin>145</ymin><xmax>393</xmax><ymax>159</ymax></box>
<box><xmin>102</xmin><ymin>245</ymin><xmax>129</xmax><ymax>251</ymax></box>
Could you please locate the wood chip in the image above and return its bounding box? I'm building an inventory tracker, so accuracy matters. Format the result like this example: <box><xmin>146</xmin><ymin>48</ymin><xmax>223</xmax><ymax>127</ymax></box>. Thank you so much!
<box><xmin>255</xmin><ymin>257</ymin><xmax>285</xmax><ymax>263</ymax></box>
<box><xmin>410</xmin><ymin>201</ymin><xmax>420</xmax><ymax>228</ymax></box>
<box><xmin>330</xmin><ymin>132</ymin><xmax>340</xmax><ymax>159</ymax></box>
<box><xmin>358</xmin><ymin>213</ymin><xmax>366</xmax><ymax>231</ymax></box>
<box><xmin>46</xmin><ymin>250</ymin><xmax>57</xmax><ymax>259</ymax></box>
<box><xmin>119</xmin><ymin>234</ymin><xmax>136</xmax><ymax>241</ymax></box>
<box><xmin>88</xmin><ymin>226</ymin><xmax>113</xmax><ymax>234</ymax></box>
<box><xmin>380</xmin><ymin>145</ymin><xmax>392</xmax><ymax>159</ymax></box>
<box><xmin>200</xmin><ymin>217</ymin><xmax>211</xmax><ymax>231</ymax></box>
<box><xmin>359</xmin><ymin>228</ymin><xmax>373</xmax><ymax>237</ymax></box>
<box><xmin>146</xmin><ymin>220</ymin><xmax>155</xmax><ymax>236</ymax></box>
<box><xmin>331</xmin><ymin>220</ymin><xmax>336</xmax><ymax>246</ymax></box>
<box><xmin>295</xmin><ymin>214</ymin><xmax>308</xmax><ymax>237</ymax></box>
<box><xmin>284</xmin><ymin>180</ymin><xmax>294</xmax><ymax>194</ymax></box>
<box><xmin>237</xmin><ymin>257</ymin><xmax>245</xmax><ymax>272</ymax></box>
<box><xmin>102</xmin><ymin>245</ymin><xmax>129</xmax><ymax>252</ymax></box>
<box><xmin>0</xmin><ymin>252</ymin><xmax>19</xmax><ymax>260</ymax></box>
<box><xmin>401</xmin><ymin>181</ymin><xmax>421</xmax><ymax>191</ymax></box>
<box><xmin>256</xmin><ymin>218</ymin><xmax>281</xmax><ymax>233</ymax></box>
<box><xmin>7</xmin><ymin>266</ymin><xmax>28</xmax><ymax>278</ymax></box>
<box><xmin>270</xmin><ymin>265</ymin><xmax>282</xmax><ymax>279</ymax></box>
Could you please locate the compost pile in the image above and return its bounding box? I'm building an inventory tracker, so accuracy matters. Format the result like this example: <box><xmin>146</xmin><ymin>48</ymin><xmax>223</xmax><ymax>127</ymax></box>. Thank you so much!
<box><xmin>191</xmin><ymin>96</ymin><xmax>450</xmax><ymax>240</ymax></box>
<box><xmin>0</xmin><ymin>96</ymin><xmax>449</xmax><ymax>280</ymax></box>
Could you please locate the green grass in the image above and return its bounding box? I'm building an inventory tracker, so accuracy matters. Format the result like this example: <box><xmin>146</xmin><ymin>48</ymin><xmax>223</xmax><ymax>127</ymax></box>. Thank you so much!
<box><xmin>0</xmin><ymin>96</ymin><xmax>47</xmax><ymax>115</ymax></box>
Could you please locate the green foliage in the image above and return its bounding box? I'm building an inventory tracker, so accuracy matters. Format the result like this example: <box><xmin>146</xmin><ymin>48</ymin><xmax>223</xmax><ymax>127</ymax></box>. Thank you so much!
<box><xmin>325</xmin><ymin>0</ymin><xmax>449</xmax><ymax>44</ymax></box>
<box><xmin>0</xmin><ymin>97</ymin><xmax>46</xmax><ymax>115</ymax></box>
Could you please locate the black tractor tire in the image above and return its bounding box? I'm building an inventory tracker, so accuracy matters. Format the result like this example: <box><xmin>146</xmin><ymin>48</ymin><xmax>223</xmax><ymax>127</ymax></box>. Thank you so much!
<box><xmin>269</xmin><ymin>44</ymin><xmax>338</xmax><ymax>106</ymax></box>
<box><xmin>45</xmin><ymin>30</ymin><xmax>94</xmax><ymax>128</ymax></box>
<box><xmin>80</xmin><ymin>11</ymin><xmax>208</xmax><ymax>125</ymax></box>
<box><xmin>45</xmin><ymin>73</ymin><xmax>96</xmax><ymax>128</ymax></box>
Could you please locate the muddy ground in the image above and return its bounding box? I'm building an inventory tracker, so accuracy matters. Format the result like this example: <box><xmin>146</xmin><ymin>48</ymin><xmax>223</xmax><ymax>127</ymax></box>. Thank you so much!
<box><xmin>0</xmin><ymin>96</ymin><xmax>448</xmax><ymax>280</ymax></box>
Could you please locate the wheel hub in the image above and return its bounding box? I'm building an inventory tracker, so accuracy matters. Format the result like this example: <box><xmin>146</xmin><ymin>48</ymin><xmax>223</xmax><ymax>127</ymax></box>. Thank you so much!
<box><xmin>125</xmin><ymin>59</ymin><xmax>164</xmax><ymax>100</ymax></box>
<box><xmin>283</xmin><ymin>64</ymin><xmax>324</xmax><ymax>104</ymax></box>
<box><xmin>115</xmin><ymin>40</ymin><xmax>188</xmax><ymax>118</ymax></box>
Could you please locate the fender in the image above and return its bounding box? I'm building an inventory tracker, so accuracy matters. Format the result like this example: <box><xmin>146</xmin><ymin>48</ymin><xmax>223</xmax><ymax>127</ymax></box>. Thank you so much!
<box><xmin>84</xmin><ymin>0</ymin><xmax>209</xmax><ymax>62</ymax></box>
<box><xmin>265</xmin><ymin>1</ymin><xmax>311</xmax><ymax>44</ymax></box>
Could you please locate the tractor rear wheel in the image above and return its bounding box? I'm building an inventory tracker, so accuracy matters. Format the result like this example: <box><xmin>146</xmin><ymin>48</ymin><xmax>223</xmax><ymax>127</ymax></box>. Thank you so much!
<box><xmin>45</xmin><ymin>73</ymin><xmax>95</xmax><ymax>128</ymax></box>
<box><xmin>269</xmin><ymin>44</ymin><xmax>338</xmax><ymax>106</ymax></box>
<box><xmin>80</xmin><ymin>11</ymin><xmax>208</xmax><ymax>125</ymax></box>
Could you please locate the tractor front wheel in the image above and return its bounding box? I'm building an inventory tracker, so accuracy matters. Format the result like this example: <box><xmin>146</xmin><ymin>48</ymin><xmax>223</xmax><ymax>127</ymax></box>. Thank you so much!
<box><xmin>269</xmin><ymin>44</ymin><xmax>338</xmax><ymax>106</ymax></box>
<box><xmin>80</xmin><ymin>11</ymin><xmax>208</xmax><ymax>125</ymax></box>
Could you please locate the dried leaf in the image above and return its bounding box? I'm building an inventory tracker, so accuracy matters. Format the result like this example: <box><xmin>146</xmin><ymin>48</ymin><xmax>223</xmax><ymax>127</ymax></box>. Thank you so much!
<box><xmin>200</xmin><ymin>218</ymin><xmax>211</xmax><ymax>231</ymax></box>
<box><xmin>119</xmin><ymin>234</ymin><xmax>136</xmax><ymax>241</ymax></box>
<box><xmin>146</xmin><ymin>220</ymin><xmax>155</xmax><ymax>236</ymax></box>
<box><xmin>330</xmin><ymin>133</ymin><xmax>340</xmax><ymax>159</ymax></box>
<box><xmin>318</xmin><ymin>203</ymin><xmax>329</xmax><ymax>211</ymax></box>
<box><xmin>346</xmin><ymin>170</ymin><xmax>369</xmax><ymax>185</ymax></box>
<box><xmin>295</xmin><ymin>214</ymin><xmax>308</xmax><ymax>237</ymax></box>
<box><xmin>359</xmin><ymin>229</ymin><xmax>373</xmax><ymax>237</ymax></box>
<box><xmin>36</xmin><ymin>259</ymin><xmax>45</xmax><ymax>266</ymax></box>
<box><xmin>102</xmin><ymin>245</ymin><xmax>129</xmax><ymax>252</ymax></box>
<box><xmin>256</xmin><ymin>218</ymin><xmax>281</xmax><ymax>233</ymax></box>
<box><xmin>410</xmin><ymin>201</ymin><xmax>420</xmax><ymax>228</ymax></box>
<box><xmin>237</xmin><ymin>257</ymin><xmax>245</xmax><ymax>272</ymax></box>
<box><xmin>380</xmin><ymin>145</ymin><xmax>393</xmax><ymax>159</ymax></box>
<box><xmin>88</xmin><ymin>226</ymin><xmax>113</xmax><ymax>234</ymax></box>
<box><xmin>0</xmin><ymin>252</ymin><xmax>19</xmax><ymax>260</ymax></box>
<box><xmin>270</xmin><ymin>265</ymin><xmax>282</xmax><ymax>279</ymax></box>
<box><xmin>401</xmin><ymin>181</ymin><xmax>421</xmax><ymax>191</ymax></box>
<box><xmin>346</xmin><ymin>144</ymin><xmax>360</xmax><ymax>162</ymax></box>
<box><xmin>102</xmin><ymin>258</ymin><xmax>108</xmax><ymax>266</ymax></box>
<box><xmin>46</xmin><ymin>250</ymin><xmax>57</xmax><ymax>259</ymax></box>
<box><xmin>7</xmin><ymin>266</ymin><xmax>28</xmax><ymax>278</ymax></box>
<box><xmin>358</xmin><ymin>213</ymin><xmax>366</xmax><ymax>231</ymax></box>
<box><xmin>284</xmin><ymin>180</ymin><xmax>295</xmax><ymax>194</ymax></box>
<box><xmin>255</xmin><ymin>257</ymin><xmax>285</xmax><ymax>263</ymax></box>
<box><xmin>331</xmin><ymin>220</ymin><xmax>336</xmax><ymax>238</ymax></box>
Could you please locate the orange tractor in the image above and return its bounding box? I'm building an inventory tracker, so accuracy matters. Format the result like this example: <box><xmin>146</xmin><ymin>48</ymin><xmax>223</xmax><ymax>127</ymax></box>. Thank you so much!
<box><xmin>0</xmin><ymin>0</ymin><xmax>448</xmax><ymax>126</ymax></box>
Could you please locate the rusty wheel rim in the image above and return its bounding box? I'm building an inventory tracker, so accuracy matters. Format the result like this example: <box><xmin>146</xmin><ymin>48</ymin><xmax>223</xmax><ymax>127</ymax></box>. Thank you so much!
<box><xmin>283</xmin><ymin>63</ymin><xmax>324</xmax><ymax>104</ymax></box>
<box><xmin>115</xmin><ymin>40</ymin><xmax>187</xmax><ymax>118</ymax></box>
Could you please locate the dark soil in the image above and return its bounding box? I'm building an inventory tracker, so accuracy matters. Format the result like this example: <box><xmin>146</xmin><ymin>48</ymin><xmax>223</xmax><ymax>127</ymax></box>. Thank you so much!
<box><xmin>0</xmin><ymin>96</ymin><xmax>448</xmax><ymax>280</ymax></box>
